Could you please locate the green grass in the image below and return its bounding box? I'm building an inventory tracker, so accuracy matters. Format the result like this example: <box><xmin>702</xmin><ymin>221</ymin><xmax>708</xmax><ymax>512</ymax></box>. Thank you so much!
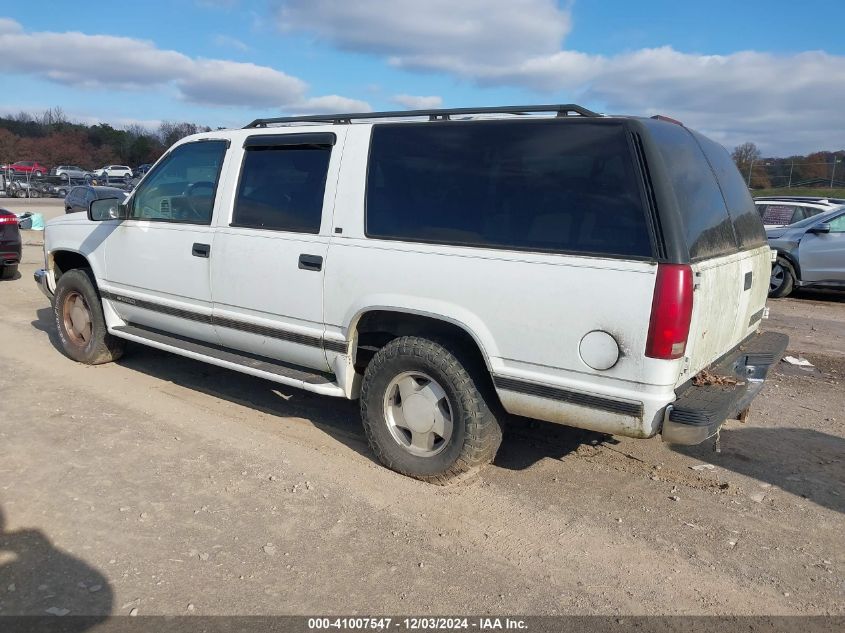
<box><xmin>751</xmin><ymin>187</ymin><xmax>845</xmax><ymax>198</ymax></box>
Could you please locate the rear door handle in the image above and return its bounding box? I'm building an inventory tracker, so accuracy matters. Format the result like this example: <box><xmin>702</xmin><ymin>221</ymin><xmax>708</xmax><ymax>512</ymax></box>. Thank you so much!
<box><xmin>298</xmin><ymin>254</ymin><xmax>323</xmax><ymax>271</ymax></box>
<box><xmin>192</xmin><ymin>243</ymin><xmax>211</xmax><ymax>258</ymax></box>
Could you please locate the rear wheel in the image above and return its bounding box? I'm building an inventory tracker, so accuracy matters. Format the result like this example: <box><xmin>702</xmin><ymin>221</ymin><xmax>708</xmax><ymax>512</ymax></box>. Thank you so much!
<box><xmin>769</xmin><ymin>258</ymin><xmax>795</xmax><ymax>298</ymax></box>
<box><xmin>54</xmin><ymin>268</ymin><xmax>124</xmax><ymax>364</ymax></box>
<box><xmin>1</xmin><ymin>264</ymin><xmax>17</xmax><ymax>280</ymax></box>
<box><xmin>360</xmin><ymin>336</ymin><xmax>502</xmax><ymax>483</ymax></box>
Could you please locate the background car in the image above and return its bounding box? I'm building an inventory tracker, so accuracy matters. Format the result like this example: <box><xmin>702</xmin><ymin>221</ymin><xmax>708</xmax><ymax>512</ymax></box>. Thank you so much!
<box><xmin>4</xmin><ymin>161</ymin><xmax>49</xmax><ymax>177</ymax></box>
<box><xmin>754</xmin><ymin>196</ymin><xmax>844</xmax><ymax>229</ymax></box>
<box><xmin>94</xmin><ymin>165</ymin><xmax>133</xmax><ymax>180</ymax></box>
<box><xmin>51</xmin><ymin>165</ymin><xmax>90</xmax><ymax>180</ymax></box>
<box><xmin>134</xmin><ymin>163</ymin><xmax>152</xmax><ymax>177</ymax></box>
<box><xmin>0</xmin><ymin>207</ymin><xmax>22</xmax><ymax>280</ymax></box>
<box><xmin>767</xmin><ymin>207</ymin><xmax>845</xmax><ymax>297</ymax></box>
<box><xmin>64</xmin><ymin>185</ymin><xmax>128</xmax><ymax>214</ymax></box>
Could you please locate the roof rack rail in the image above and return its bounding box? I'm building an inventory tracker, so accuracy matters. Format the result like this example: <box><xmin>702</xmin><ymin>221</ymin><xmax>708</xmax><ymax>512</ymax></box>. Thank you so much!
<box><xmin>244</xmin><ymin>104</ymin><xmax>600</xmax><ymax>129</ymax></box>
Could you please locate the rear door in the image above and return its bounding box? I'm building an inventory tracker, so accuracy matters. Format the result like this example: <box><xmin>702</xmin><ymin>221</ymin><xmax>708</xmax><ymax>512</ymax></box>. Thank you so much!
<box><xmin>643</xmin><ymin>121</ymin><xmax>770</xmax><ymax>383</ymax></box>
<box><xmin>799</xmin><ymin>212</ymin><xmax>845</xmax><ymax>282</ymax></box>
<box><xmin>210</xmin><ymin>130</ymin><xmax>344</xmax><ymax>372</ymax></box>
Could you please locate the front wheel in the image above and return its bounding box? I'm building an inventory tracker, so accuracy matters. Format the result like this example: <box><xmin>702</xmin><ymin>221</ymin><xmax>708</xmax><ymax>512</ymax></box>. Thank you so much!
<box><xmin>360</xmin><ymin>336</ymin><xmax>502</xmax><ymax>483</ymax></box>
<box><xmin>769</xmin><ymin>258</ymin><xmax>795</xmax><ymax>298</ymax></box>
<box><xmin>53</xmin><ymin>268</ymin><xmax>125</xmax><ymax>364</ymax></box>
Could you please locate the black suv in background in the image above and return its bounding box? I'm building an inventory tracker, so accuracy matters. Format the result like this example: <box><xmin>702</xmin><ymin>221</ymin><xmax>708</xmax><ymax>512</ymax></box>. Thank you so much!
<box><xmin>65</xmin><ymin>185</ymin><xmax>128</xmax><ymax>214</ymax></box>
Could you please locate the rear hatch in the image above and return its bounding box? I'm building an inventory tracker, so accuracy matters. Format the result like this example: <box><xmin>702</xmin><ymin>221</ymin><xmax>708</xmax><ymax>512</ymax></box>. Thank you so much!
<box><xmin>638</xmin><ymin>120</ymin><xmax>771</xmax><ymax>384</ymax></box>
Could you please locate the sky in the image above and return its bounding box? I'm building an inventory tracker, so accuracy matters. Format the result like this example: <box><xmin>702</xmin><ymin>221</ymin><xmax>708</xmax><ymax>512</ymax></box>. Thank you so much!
<box><xmin>1</xmin><ymin>0</ymin><xmax>844</xmax><ymax>156</ymax></box>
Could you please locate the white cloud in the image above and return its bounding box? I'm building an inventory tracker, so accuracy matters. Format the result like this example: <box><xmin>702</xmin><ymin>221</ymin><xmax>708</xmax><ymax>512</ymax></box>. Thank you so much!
<box><xmin>271</xmin><ymin>2</ymin><xmax>845</xmax><ymax>154</ymax></box>
<box><xmin>391</xmin><ymin>94</ymin><xmax>443</xmax><ymax>110</ymax></box>
<box><xmin>0</xmin><ymin>19</ymin><xmax>362</xmax><ymax>113</ymax></box>
<box><xmin>213</xmin><ymin>34</ymin><xmax>250</xmax><ymax>52</ymax></box>
<box><xmin>275</xmin><ymin>0</ymin><xmax>570</xmax><ymax>67</ymax></box>
<box><xmin>299</xmin><ymin>95</ymin><xmax>371</xmax><ymax>113</ymax></box>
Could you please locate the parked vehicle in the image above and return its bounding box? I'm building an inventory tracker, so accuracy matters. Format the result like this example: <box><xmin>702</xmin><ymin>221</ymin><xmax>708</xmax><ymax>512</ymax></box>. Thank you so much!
<box><xmin>754</xmin><ymin>196</ymin><xmax>844</xmax><ymax>229</ymax></box>
<box><xmin>51</xmin><ymin>165</ymin><xmax>91</xmax><ymax>180</ymax></box>
<box><xmin>4</xmin><ymin>161</ymin><xmax>49</xmax><ymax>177</ymax></box>
<box><xmin>134</xmin><ymin>164</ymin><xmax>152</xmax><ymax>177</ymax></box>
<box><xmin>1</xmin><ymin>208</ymin><xmax>22</xmax><ymax>279</ymax></box>
<box><xmin>64</xmin><ymin>185</ymin><xmax>128</xmax><ymax>214</ymax></box>
<box><xmin>767</xmin><ymin>207</ymin><xmax>845</xmax><ymax>297</ymax></box>
<box><xmin>94</xmin><ymin>165</ymin><xmax>133</xmax><ymax>180</ymax></box>
<box><xmin>34</xmin><ymin>104</ymin><xmax>786</xmax><ymax>481</ymax></box>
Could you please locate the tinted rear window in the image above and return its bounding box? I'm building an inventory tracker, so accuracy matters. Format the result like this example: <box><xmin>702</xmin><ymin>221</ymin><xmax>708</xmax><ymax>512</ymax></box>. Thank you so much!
<box><xmin>692</xmin><ymin>132</ymin><xmax>766</xmax><ymax>249</ymax></box>
<box><xmin>366</xmin><ymin>120</ymin><xmax>652</xmax><ymax>258</ymax></box>
<box><xmin>644</xmin><ymin>121</ymin><xmax>736</xmax><ymax>260</ymax></box>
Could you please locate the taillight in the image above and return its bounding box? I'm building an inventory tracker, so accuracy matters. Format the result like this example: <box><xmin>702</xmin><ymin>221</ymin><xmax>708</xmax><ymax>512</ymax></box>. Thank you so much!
<box><xmin>645</xmin><ymin>264</ymin><xmax>693</xmax><ymax>360</ymax></box>
<box><xmin>0</xmin><ymin>215</ymin><xmax>18</xmax><ymax>225</ymax></box>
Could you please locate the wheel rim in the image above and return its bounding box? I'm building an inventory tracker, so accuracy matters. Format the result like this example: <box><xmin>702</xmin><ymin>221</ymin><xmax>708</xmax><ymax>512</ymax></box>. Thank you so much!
<box><xmin>62</xmin><ymin>291</ymin><xmax>93</xmax><ymax>347</ymax></box>
<box><xmin>770</xmin><ymin>264</ymin><xmax>785</xmax><ymax>293</ymax></box>
<box><xmin>383</xmin><ymin>371</ymin><xmax>454</xmax><ymax>457</ymax></box>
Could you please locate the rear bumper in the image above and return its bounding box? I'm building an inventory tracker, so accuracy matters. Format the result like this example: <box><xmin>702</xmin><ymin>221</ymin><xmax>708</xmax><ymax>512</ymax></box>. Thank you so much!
<box><xmin>662</xmin><ymin>331</ymin><xmax>789</xmax><ymax>444</ymax></box>
<box><xmin>34</xmin><ymin>268</ymin><xmax>54</xmax><ymax>301</ymax></box>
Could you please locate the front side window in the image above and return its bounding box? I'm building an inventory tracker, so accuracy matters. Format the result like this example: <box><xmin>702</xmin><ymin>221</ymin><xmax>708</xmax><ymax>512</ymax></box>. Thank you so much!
<box><xmin>826</xmin><ymin>214</ymin><xmax>845</xmax><ymax>233</ymax></box>
<box><xmin>365</xmin><ymin>120</ymin><xmax>652</xmax><ymax>258</ymax></box>
<box><xmin>232</xmin><ymin>144</ymin><xmax>331</xmax><ymax>233</ymax></box>
<box><xmin>131</xmin><ymin>140</ymin><xmax>227</xmax><ymax>224</ymax></box>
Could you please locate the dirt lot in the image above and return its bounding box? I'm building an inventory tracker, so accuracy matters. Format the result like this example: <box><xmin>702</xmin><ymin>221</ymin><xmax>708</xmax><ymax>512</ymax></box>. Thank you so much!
<box><xmin>0</xmin><ymin>212</ymin><xmax>843</xmax><ymax>616</ymax></box>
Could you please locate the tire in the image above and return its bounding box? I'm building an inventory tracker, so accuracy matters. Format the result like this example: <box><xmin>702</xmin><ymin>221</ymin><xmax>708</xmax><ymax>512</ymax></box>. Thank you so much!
<box><xmin>360</xmin><ymin>336</ymin><xmax>503</xmax><ymax>483</ymax></box>
<box><xmin>1</xmin><ymin>264</ymin><xmax>17</xmax><ymax>280</ymax></box>
<box><xmin>53</xmin><ymin>268</ymin><xmax>125</xmax><ymax>364</ymax></box>
<box><xmin>769</xmin><ymin>258</ymin><xmax>795</xmax><ymax>298</ymax></box>
<box><xmin>15</xmin><ymin>189</ymin><xmax>26</xmax><ymax>198</ymax></box>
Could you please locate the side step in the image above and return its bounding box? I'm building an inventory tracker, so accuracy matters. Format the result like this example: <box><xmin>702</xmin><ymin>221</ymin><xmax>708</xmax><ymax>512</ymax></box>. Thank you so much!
<box><xmin>110</xmin><ymin>324</ymin><xmax>346</xmax><ymax>397</ymax></box>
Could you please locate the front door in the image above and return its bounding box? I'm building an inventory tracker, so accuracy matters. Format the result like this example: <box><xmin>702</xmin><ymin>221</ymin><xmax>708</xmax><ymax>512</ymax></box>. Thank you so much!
<box><xmin>210</xmin><ymin>130</ymin><xmax>344</xmax><ymax>372</ymax></box>
<box><xmin>101</xmin><ymin>139</ymin><xmax>230</xmax><ymax>343</ymax></box>
<box><xmin>799</xmin><ymin>212</ymin><xmax>845</xmax><ymax>283</ymax></box>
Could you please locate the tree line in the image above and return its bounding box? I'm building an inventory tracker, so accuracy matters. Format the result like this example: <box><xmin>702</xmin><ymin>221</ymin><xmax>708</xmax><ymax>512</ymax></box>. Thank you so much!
<box><xmin>0</xmin><ymin>107</ymin><xmax>212</xmax><ymax>170</ymax></box>
<box><xmin>731</xmin><ymin>142</ymin><xmax>845</xmax><ymax>189</ymax></box>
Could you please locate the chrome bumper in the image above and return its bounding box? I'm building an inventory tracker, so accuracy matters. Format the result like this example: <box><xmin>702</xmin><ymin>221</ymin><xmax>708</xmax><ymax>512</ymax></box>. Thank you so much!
<box><xmin>34</xmin><ymin>268</ymin><xmax>54</xmax><ymax>301</ymax></box>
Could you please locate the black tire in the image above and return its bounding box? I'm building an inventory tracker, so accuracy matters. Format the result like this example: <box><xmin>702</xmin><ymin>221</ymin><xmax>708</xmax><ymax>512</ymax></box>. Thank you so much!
<box><xmin>1</xmin><ymin>264</ymin><xmax>17</xmax><ymax>280</ymax></box>
<box><xmin>15</xmin><ymin>189</ymin><xmax>26</xmax><ymax>199</ymax></box>
<box><xmin>360</xmin><ymin>336</ymin><xmax>503</xmax><ymax>483</ymax></box>
<box><xmin>53</xmin><ymin>268</ymin><xmax>124</xmax><ymax>364</ymax></box>
<box><xmin>769</xmin><ymin>258</ymin><xmax>795</xmax><ymax>298</ymax></box>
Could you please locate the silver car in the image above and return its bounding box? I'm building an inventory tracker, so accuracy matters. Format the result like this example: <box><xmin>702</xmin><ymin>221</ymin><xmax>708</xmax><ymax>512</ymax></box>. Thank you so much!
<box><xmin>52</xmin><ymin>165</ymin><xmax>91</xmax><ymax>180</ymax></box>
<box><xmin>768</xmin><ymin>207</ymin><xmax>845</xmax><ymax>297</ymax></box>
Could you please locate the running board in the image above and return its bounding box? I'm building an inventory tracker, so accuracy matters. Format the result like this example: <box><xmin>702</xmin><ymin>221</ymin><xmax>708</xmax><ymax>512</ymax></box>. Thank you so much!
<box><xmin>110</xmin><ymin>324</ymin><xmax>346</xmax><ymax>397</ymax></box>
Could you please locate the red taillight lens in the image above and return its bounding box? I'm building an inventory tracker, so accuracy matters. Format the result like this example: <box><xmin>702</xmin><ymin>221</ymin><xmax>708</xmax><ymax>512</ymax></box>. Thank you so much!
<box><xmin>0</xmin><ymin>215</ymin><xmax>18</xmax><ymax>224</ymax></box>
<box><xmin>645</xmin><ymin>264</ymin><xmax>693</xmax><ymax>360</ymax></box>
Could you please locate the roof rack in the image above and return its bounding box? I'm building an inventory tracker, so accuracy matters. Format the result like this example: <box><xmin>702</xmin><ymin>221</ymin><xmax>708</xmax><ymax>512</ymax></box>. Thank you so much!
<box><xmin>245</xmin><ymin>104</ymin><xmax>600</xmax><ymax>129</ymax></box>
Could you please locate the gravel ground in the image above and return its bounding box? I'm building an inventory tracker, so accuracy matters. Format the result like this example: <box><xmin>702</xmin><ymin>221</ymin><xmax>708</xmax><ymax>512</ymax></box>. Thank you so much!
<box><xmin>0</xmin><ymin>232</ymin><xmax>842</xmax><ymax>617</ymax></box>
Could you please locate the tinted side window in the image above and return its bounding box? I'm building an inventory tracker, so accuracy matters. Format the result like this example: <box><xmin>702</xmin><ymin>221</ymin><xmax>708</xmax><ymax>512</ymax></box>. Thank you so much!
<box><xmin>232</xmin><ymin>146</ymin><xmax>331</xmax><ymax>233</ymax></box>
<box><xmin>131</xmin><ymin>140</ymin><xmax>227</xmax><ymax>224</ymax></box>
<box><xmin>366</xmin><ymin>120</ymin><xmax>652</xmax><ymax>258</ymax></box>
<box><xmin>692</xmin><ymin>132</ymin><xmax>766</xmax><ymax>249</ymax></box>
<box><xmin>761</xmin><ymin>204</ymin><xmax>799</xmax><ymax>226</ymax></box>
<box><xmin>644</xmin><ymin>121</ymin><xmax>736</xmax><ymax>260</ymax></box>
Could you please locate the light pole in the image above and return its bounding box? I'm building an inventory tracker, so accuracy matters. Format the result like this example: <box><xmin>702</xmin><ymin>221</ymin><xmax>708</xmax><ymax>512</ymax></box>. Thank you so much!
<box><xmin>831</xmin><ymin>157</ymin><xmax>842</xmax><ymax>189</ymax></box>
<box><xmin>747</xmin><ymin>159</ymin><xmax>755</xmax><ymax>187</ymax></box>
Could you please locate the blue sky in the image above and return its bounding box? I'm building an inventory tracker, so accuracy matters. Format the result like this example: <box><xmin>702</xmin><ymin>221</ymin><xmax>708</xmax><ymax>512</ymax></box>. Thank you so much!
<box><xmin>2</xmin><ymin>1</ymin><xmax>844</xmax><ymax>155</ymax></box>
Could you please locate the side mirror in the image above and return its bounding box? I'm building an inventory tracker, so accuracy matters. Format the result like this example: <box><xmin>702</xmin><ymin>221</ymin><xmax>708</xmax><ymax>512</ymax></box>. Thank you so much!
<box><xmin>88</xmin><ymin>197</ymin><xmax>127</xmax><ymax>221</ymax></box>
<box><xmin>808</xmin><ymin>223</ymin><xmax>831</xmax><ymax>234</ymax></box>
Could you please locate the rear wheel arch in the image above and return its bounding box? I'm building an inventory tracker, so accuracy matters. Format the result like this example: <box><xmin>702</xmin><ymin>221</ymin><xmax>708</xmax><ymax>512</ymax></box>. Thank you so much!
<box><xmin>350</xmin><ymin>309</ymin><xmax>495</xmax><ymax>381</ymax></box>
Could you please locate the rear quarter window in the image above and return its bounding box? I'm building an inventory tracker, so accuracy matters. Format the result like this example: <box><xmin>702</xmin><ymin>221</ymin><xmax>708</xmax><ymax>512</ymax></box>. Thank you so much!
<box><xmin>692</xmin><ymin>132</ymin><xmax>766</xmax><ymax>249</ymax></box>
<box><xmin>643</xmin><ymin>120</ymin><xmax>736</xmax><ymax>260</ymax></box>
<box><xmin>365</xmin><ymin>119</ymin><xmax>653</xmax><ymax>258</ymax></box>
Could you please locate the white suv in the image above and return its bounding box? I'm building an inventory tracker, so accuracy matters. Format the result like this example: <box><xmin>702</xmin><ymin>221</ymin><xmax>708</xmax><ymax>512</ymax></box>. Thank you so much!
<box><xmin>34</xmin><ymin>104</ymin><xmax>787</xmax><ymax>482</ymax></box>
<box><xmin>95</xmin><ymin>165</ymin><xmax>133</xmax><ymax>179</ymax></box>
